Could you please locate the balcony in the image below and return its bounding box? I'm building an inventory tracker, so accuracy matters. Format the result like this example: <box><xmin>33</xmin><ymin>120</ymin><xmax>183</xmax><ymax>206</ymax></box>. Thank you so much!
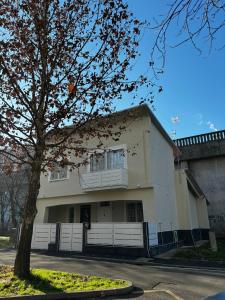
<box><xmin>81</xmin><ymin>168</ymin><xmax>128</xmax><ymax>191</ymax></box>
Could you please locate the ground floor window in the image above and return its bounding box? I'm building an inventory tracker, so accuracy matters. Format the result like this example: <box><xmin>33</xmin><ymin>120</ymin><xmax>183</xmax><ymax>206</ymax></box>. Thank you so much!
<box><xmin>126</xmin><ymin>202</ymin><xmax>143</xmax><ymax>222</ymax></box>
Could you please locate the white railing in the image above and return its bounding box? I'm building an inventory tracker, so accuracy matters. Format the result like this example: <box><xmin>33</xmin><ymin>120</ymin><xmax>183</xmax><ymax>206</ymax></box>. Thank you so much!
<box><xmin>87</xmin><ymin>222</ymin><xmax>144</xmax><ymax>247</ymax></box>
<box><xmin>31</xmin><ymin>224</ymin><xmax>56</xmax><ymax>250</ymax></box>
<box><xmin>81</xmin><ymin>168</ymin><xmax>128</xmax><ymax>191</ymax></box>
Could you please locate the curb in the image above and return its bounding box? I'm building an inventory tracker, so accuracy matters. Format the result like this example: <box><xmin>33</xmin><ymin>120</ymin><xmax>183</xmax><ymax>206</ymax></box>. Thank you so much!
<box><xmin>0</xmin><ymin>282</ymin><xmax>133</xmax><ymax>300</ymax></box>
<box><xmin>31</xmin><ymin>250</ymin><xmax>225</xmax><ymax>270</ymax></box>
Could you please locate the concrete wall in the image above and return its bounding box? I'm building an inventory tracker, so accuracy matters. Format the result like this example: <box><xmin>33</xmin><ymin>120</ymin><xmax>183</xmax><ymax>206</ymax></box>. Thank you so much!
<box><xmin>188</xmin><ymin>157</ymin><xmax>225</xmax><ymax>235</ymax></box>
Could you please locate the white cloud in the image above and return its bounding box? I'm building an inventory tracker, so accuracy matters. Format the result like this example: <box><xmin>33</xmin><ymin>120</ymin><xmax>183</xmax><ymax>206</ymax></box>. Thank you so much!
<box><xmin>207</xmin><ymin>121</ymin><xmax>218</xmax><ymax>132</ymax></box>
<box><xmin>171</xmin><ymin>116</ymin><xmax>180</xmax><ymax>124</ymax></box>
<box><xmin>195</xmin><ymin>113</ymin><xmax>218</xmax><ymax>132</ymax></box>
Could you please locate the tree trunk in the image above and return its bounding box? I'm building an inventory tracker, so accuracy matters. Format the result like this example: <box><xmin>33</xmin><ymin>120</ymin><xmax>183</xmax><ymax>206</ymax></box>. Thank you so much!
<box><xmin>14</xmin><ymin>157</ymin><xmax>42</xmax><ymax>279</ymax></box>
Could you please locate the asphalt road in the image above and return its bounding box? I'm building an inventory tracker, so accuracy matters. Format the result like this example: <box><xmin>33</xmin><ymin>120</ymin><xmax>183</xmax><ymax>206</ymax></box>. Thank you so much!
<box><xmin>0</xmin><ymin>249</ymin><xmax>225</xmax><ymax>300</ymax></box>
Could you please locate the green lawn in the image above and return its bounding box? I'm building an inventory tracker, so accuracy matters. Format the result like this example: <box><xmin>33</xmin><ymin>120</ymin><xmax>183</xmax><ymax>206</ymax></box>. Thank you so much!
<box><xmin>0</xmin><ymin>236</ymin><xmax>13</xmax><ymax>248</ymax></box>
<box><xmin>0</xmin><ymin>265</ymin><xmax>129</xmax><ymax>297</ymax></box>
<box><xmin>174</xmin><ymin>240</ymin><xmax>225</xmax><ymax>261</ymax></box>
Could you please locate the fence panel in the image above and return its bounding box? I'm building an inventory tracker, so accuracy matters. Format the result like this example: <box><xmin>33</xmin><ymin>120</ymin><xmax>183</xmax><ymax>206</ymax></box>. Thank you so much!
<box><xmin>87</xmin><ymin>223</ymin><xmax>113</xmax><ymax>245</ymax></box>
<box><xmin>87</xmin><ymin>222</ymin><xmax>143</xmax><ymax>247</ymax></box>
<box><xmin>114</xmin><ymin>223</ymin><xmax>143</xmax><ymax>247</ymax></box>
<box><xmin>59</xmin><ymin>223</ymin><xmax>83</xmax><ymax>252</ymax></box>
<box><xmin>31</xmin><ymin>224</ymin><xmax>56</xmax><ymax>250</ymax></box>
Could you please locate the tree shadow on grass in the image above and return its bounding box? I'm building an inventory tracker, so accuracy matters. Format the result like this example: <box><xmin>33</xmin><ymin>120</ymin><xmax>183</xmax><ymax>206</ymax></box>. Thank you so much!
<box><xmin>24</xmin><ymin>274</ymin><xmax>64</xmax><ymax>294</ymax></box>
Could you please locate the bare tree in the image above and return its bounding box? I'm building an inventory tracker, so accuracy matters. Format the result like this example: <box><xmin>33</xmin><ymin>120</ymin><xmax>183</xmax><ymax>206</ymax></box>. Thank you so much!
<box><xmin>0</xmin><ymin>191</ymin><xmax>9</xmax><ymax>231</ymax></box>
<box><xmin>0</xmin><ymin>167</ymin><xmax>29</xmax><ymax>228</ymax></box>
<box><xmin>0</xmin><ymin>0</ymin><xmax>148</xmax><ymax>278</ymax></box>
<box><xmin>151</xmin><ymin>0</ymin><xmax>225</xmax><ymax>67</ymax></box>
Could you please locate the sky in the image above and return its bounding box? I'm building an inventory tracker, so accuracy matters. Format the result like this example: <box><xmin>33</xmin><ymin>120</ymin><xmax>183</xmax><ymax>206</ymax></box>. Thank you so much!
<box><xmin>122</xmin><ymin>1</ymin><xmax>225</xmax><ymax>139</ymax></box>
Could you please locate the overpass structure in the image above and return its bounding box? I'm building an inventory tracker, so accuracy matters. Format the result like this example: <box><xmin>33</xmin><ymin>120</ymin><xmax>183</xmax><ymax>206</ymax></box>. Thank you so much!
<box><xmin>175</xmin><ymin>130</ymin><xmax>225</xmax><ymax>236</ymax></box>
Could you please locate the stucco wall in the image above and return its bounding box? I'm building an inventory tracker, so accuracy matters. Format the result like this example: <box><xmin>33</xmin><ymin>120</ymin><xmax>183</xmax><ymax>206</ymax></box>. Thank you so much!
<box><xmin>175</xmin><ymin>169</ymin><xmax>209</xmax><ymax>230</ymax></box>
<box><xmin>38</xmin><ymin>115</ymin><xmax>151</xmax><ymax>200</ymax></box>
<box><xmin>35</xmin><ymin>188</ymin><xmax>155</xmax><ymax>223</ymax></box>
<box><xmin>148</xmin><ymin>122</ymin><xmax>178</xmax><ymax>231</ymax></box>
<box><xmin>175</xmin><ymin>170</ymin><xmax>190</xmax><ymax>230</ymax></box>
<box><xmin>189</xmin><ymin>190</ymin><xmax>199</xmax><ymax>229</ymax></box>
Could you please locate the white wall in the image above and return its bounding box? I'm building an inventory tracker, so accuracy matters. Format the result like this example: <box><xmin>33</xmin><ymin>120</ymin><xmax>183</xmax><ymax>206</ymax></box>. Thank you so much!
<box><xmin>148</xmin><ymin>122</ymin><xmax>178</xmax><ymax>232</ymax></box>
<box><xmin>189</xmin><ymin>190</ymin><xmax>199</xmax><ymax>229</ymax></box>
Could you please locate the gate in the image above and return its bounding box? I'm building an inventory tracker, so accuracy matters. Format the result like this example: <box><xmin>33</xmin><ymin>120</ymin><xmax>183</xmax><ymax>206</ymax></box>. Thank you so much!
<box><xmin>87</xmin><ymin>222</ymin><xmax>144</xmax><ymax>247</ymax></box>
<box><xmin>59</xmin><ymin>223</ymin><xmax>83</xmax><ymax>252</ymax></box>
<box><xmin>31</xmin><ymin>224</ymin><xmax>56</xmax><ymax>250</ymax></box>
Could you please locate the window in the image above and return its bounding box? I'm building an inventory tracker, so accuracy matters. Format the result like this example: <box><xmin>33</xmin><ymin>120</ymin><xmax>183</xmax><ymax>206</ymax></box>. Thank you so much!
<box><xmin>107</xmin><ymin>149</ymin><xmax>124</xmax><ymax>169</ymax></box>
<box><xmin>90</xmin><ymin>153</ymin><xmax>105</xmax><ymax>172</ymax></box>
<box><xmin>49</xmin><ymin>164</ymin><xmax>68</xmax><ymax>181</ymax></box>
<box><xmin>89</xmin><ymin>147</ymin><xmax>125</xmax><ymax>172</ymax></box>
<box><xmin>126</xmin><ymin>202</ymin><xmax>143</xmax><ymax>222</ymax></box>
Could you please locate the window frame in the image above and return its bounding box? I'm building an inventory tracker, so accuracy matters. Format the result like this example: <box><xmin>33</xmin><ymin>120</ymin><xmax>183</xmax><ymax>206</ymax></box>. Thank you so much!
<box><xmin>87</xmin><ymin>144</ymin><xmax>127</xmax><ymax>173</ymax></box>
<box><xmin>48</xmin><ymin>164</ymin><xmax>69</xmax><ymax>182</ymax></box>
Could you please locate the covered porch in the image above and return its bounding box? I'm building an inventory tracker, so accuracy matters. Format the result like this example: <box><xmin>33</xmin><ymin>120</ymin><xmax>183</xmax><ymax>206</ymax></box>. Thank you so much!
<box><xmin>47</xmin><ymin>200</ymin><xmax>144</xmax><ymax>224</ymax></box>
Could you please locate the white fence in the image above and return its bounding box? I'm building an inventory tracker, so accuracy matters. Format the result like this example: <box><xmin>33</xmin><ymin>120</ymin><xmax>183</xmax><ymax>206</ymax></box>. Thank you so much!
<box><xmin>30</xmin><ymin>222</ymin><xmax>144</xmax><ymax>252</ymax></box>
<box><xmin>31</xmin><ymin>224</ymin><xmax>56</xmax><ymax>250</ymax></box>
<box><xmin>59</xmin><ymin>223</ymin><xmax>83</xmax><ymax>252</ymax></box>
<box><xmin>87</xmin><ymin>222</ymin><xmax>144</xmax><ymax>247</ymax></box>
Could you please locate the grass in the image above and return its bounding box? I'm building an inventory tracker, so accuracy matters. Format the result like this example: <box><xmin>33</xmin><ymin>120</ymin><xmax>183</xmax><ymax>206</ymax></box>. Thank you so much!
<box><xmin>174</xmin><ymin>240</ymin><xmax>225</xmax><ymax>261</ymax></box>
<box><xmin>0</xmin><ymin>265</ymin><xmax>129</xmax><ymax>297</ymax></box>
<box><xmin>0</xmin><ymin>236</ymin><xmax>13</xmax><ymax>248</ymax></box>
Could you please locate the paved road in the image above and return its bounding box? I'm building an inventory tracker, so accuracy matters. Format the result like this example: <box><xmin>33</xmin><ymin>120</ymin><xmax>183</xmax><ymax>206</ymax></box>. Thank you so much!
<box><xmin>0</xmin><ymin>250</ymin><xmax>225</xmax><ymax>300</ymax></box>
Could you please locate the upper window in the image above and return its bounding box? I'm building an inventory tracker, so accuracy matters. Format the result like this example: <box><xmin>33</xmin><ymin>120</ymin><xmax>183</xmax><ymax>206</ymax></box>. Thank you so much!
<box><xmin>49</xmin><ymin>164</ymin><xmax>68</xmax><ymax>181</ymax></box>
<box><xmin>89</xmin><ymin>147</ymin><xmax>125</xmax><ymax>173</ymax></box>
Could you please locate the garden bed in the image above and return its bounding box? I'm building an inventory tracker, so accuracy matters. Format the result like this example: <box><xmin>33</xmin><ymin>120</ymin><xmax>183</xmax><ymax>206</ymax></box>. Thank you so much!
<box><xmin>0</xmin><ymin>265</ymin><xmax>131</xmax><ymax>298</ymax></box>
<box><xmin>174</xmin><ymin>240</ymin><xmax>225</xmax><ymax>261</ymax></box>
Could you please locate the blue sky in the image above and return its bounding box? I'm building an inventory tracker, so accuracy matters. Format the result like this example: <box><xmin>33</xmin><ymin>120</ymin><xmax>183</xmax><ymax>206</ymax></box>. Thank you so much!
<box><xmin>123</xmin><ymin>1</ymin><xmax>225</xmax><ymax>139</ymax></box>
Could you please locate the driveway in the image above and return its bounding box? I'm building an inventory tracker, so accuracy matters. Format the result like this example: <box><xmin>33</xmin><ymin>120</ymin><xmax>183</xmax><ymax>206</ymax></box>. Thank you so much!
<box><xmin>0</xmin><ymin>250</ymin><xmax>225</xmax><ymax>300</ymax></box>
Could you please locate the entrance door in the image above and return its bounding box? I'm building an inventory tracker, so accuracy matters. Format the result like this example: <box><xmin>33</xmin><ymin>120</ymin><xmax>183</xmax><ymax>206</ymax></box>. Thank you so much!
<box><xmin>97</xmin><ymin>202</ymin><xmax>112</xmax><ymax>222</ymax></box>
<box><xmin>80</xmin><ymin>205</ymin><xmax>91</xmax><ymax>223</ymax></box>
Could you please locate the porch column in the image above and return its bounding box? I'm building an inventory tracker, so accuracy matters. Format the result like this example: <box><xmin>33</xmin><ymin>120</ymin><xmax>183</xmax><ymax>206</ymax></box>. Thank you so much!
<box><xmin>43</xmin><ymin>207</ymin><xmax>49</xmax><ymax>223</ymax></box>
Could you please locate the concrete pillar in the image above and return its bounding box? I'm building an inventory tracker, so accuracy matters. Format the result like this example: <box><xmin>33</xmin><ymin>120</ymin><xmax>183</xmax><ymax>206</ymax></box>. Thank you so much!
<box><xmin>43</xmin><ymin>207</ymin><xmax>49</xmax><ymax>223</ymax></box>
<box><xmin>209</xmin><ymin>231</ymin><xmax>217</xmax><ymax>252</ymax></box>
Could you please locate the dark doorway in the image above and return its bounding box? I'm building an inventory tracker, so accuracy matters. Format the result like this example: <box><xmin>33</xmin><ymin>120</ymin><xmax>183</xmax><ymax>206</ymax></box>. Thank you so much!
<box><xmin>69</xmin><ymin>207</ymin><xmax>75</xmax><ymax>223</ymax></box>
<box><xmin>80</xmin><ymin>205</ymin><xmax>91</xmax><ymax>223</ymax></box>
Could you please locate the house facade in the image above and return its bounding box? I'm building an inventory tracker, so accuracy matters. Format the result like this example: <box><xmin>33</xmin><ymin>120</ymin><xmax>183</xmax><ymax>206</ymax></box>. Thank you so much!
<box><xmin>35</xmin><ymin>105</ymin><xmax>209</xmax><ymax>255</ymax></box>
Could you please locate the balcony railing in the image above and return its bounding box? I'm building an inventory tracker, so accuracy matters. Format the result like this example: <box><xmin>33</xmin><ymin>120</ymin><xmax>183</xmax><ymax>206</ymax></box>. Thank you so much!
<box><xmin>81</xmin><ymin>168</ymin><xmax>128</xmax><ymax>191</ymax></box>
<box><xmin>174</xmin><ymin>130</ymin><xmax>225</xmax><ymax>148</ymax></box>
